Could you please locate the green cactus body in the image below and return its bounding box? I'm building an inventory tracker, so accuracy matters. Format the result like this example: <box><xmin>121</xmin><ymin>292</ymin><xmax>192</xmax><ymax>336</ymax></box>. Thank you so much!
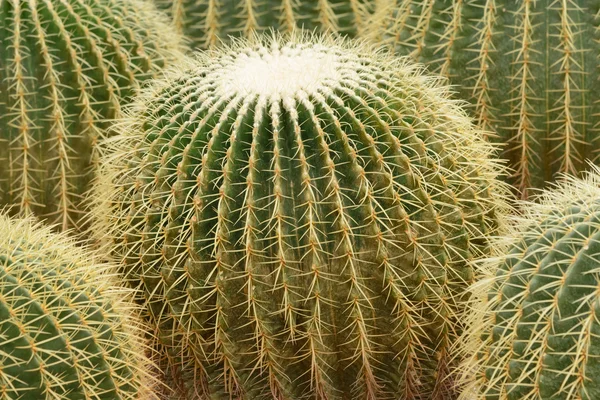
<box><xmin>0</xmin><ymin>213</ymin><xmax>156</xmax><ymax>399</ymax></box>
<box><xmin>458</xmin><ymin>167</ymin><xmax>600</xmax><ymax>400</ymax></box>
<box><xmin>0</xmin><ymin>0</ymin><xmax>183</xmax><ymax>233</ymax></box>
<box><xmin>155</xmin><ymin>0</ymin><xmax>381</xmax><ymax>49</ymax></box>
<box><xmin>369</xmin><ymin>0</ymin><xmax>600</xmax><ymax>197</ymax></box>
<box><xmin>93</xmin><ymin>34</ymin><xmax>509</xmax><ymax>399</ymax></box>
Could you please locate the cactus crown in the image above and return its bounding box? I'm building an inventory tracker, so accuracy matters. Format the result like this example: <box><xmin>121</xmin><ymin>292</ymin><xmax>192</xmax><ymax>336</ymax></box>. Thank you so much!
<box><xmin>92</xmin><ymin>33</ymin><xmax>509</xmax><ymax>400</ymax></box>
<box><xmin>459</xmin><ymin>166</ymin><xmax>600</xmax><ymax>400</ymax></box>
<box><xmin>366</xmin><ymin>0</ymin><xmax>600</xmax><ymax>197</ymax></box>
<box><xmin>156</xmin><ymin>0</ymin><xmax>383</xmax><ymax>48</ymax></box>
<box><xmin>0</xmin><ymin>214</ymin><xmax>157</xmax><ymax>399</ymax></box>
<box><xmin>0</xmin><ymin>0</ymin><xmax>183</xmax><ymax>233</ymax></box>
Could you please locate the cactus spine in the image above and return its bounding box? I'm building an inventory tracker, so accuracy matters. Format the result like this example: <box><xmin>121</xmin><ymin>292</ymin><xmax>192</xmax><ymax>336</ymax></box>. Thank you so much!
<box><xmin>368</xmin><ymin>0</ymin><xmax>600</xmax><ymax>197</ymax></box>
<box><xmin>155</xmin><ymin>0</ymin><xmax>382</xmax><ymax>49</ymax></box>
<box><xmin>92</xmin><ymin>33</ymin><xmax>509</xmax><ymax>399</ymax></box>
<box><xmin>0</xmin><ymin>213</ymin><xmax>156</xmax><ymax>399</ymax></box>
<box><xmin>0</xmin><ymin>0</ymin><xmax>184</xmax><ymax>233</ymax></box>
<box><xmin>458</xmin><ymin>167</ymin><xmax>600</xmax><ymax>400</ymax></box>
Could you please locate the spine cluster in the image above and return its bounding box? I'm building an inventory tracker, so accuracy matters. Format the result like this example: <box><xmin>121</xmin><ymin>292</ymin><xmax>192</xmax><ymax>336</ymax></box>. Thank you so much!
<box><xmin>0</xmin><ymin>0</ymin><xmax>183</xmax><ymax>233</ymax></box>
<box><xmin>92</xmin><ymin>34</ymin><xmax>509</xmax><ymax>399</ymax></box>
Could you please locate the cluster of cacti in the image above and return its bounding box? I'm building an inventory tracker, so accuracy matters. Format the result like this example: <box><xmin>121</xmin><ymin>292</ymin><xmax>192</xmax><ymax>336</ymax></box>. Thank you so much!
<box><xmin>0</xmin><ymin>0</ymin><xmax>184</xmax><ymax>233</ymax></box>
<box><xmin>2</xmin><ymin>0</ymin><xmax>600</xmax><ymax>396</ymax></box>
<box><xmin>458</xmin><ymin>167</ymin><xmax>600</xmax><ymax>400</ymax></box>
<box><xmin>366</xmin><ymin>0</ymin><xmax>600</xmax><ymax>197</ymax></box>
<box><xmin>154</xmin><ymin>0</ymin><xmax>381</xmax><ymax>48</ymax></box>
<box><xmin>0</xmin><ymin>213</ymin><xmax>156</xmax><ymax>399</ymax></box>
<box><xmin>91</xmin><ymin>34</ymin><xmax>509</xmax><ymax>399</ymax></box>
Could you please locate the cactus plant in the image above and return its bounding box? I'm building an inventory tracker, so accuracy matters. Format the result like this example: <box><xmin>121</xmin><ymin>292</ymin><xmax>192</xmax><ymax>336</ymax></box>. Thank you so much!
<box><xmin>92</xmin><ymin>33</ymin><xmax>510</xmax><ymax>399</ymax></box>
<box><xmin>458</xmin><ymin>166</ymin><xmax>600</xmax><ymax>400</ymax></box>
<box><xmin>367</xmin><ymin>0</ymin><xmax>600</xmax><ymax>197</ymax></box>
<box><xmin>0</xmin><ymin>213</ymin><xmax>157</xmax><ymax>399</ymax></box>
<box><xmin>154</xmin><ymin>0</ymin><xmax>382</xmax><ymax>49</ymax></box>
<box><xmin>0</xmin><ymin>0</ymin><xmax>184</xmax><ymax>233</ymax></box>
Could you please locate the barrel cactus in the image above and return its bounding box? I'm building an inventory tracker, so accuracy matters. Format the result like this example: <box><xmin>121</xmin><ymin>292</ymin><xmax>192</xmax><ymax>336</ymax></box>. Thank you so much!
<box><xmin>155</xmin><ymin>0</ymin><xmax>382</xmax><ymax>49</ymax></box>
<box><xmin>367</xmin><ymin>0</ymin><xmax>600</xmax><ymax>197</ymax></box>
<box><xmin>0</xmin><ymin>0</ymin><xmax>184</xmax><ymax>233</ymax></box>
<box><xmin>92</xmin><ymin>33</ymin><xmax>509</xmax><ymax>399</ymax></box>
<box><xmin>0</xmin><ymin>213</ymin><xmax>156</xmax><ymax>399</ymax></box>
<box><xmin>458</xmin><ymin>166</ymin><xmax>600</xmax><ymax>399</ymax></box>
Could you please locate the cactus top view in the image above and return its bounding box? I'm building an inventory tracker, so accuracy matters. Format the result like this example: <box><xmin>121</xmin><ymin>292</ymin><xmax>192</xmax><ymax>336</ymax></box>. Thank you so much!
<box><xmin>0</xmin><ymin>0</ymin><xmax>184</xmax><ymax>234</ymax></box>
<box><xmin>367</xmin><ymin>0</ymin><xmax>600</xmax><ymax>197</ymax></box>
<box><xmin>155</xmin><ymin>0</ymin><xmax>383</xmax><ymax>48</ymax></box>
<box><xmin>92</xmin><ymin>32</ymin><xmax>510</xmax><ymax>399</ymax></box>
<box><xmin>458</xmin><ymin>166</ymin><xmax>600</xmax><ymax>400</ymax></box>
<box><xmin>0</xmin><ymin>213</ymin><xmax>156</xmax><ymax>399</ymax></box>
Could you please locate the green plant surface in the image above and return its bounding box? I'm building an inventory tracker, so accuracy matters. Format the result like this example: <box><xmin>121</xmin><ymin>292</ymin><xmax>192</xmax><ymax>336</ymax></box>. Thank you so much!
<box><xmin>366</xmin><ymin>0</ymin><xmax>600</xmax><ymax>198</ymax></box>
<box><xmin>92</xmin><ymin>33</ymin><xmax>510</xmax><ymax>400</ymax></box>
<box><xmin>0</xmin><ymin>0</ymin><xmax>184</xmax><ymax>234</ymax></box>
<box><xmin>154</xmin><ymin>0</ymin><xmax>384</xmax><ymax>49</ymax></box>
<box><xmin>458</xmin><ymin>166</ymin><xmax>600</xmax><ymax>400</ymax></box>
<box><xmin>0</xmin><ymin>213</ymin><xmax>157</xmax><ymax>399</ymax></box>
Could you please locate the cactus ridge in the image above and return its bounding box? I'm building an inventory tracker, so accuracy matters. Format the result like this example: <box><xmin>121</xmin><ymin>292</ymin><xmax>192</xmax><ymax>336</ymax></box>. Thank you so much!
<box><xmin>368</xmin><ymin>0</ymin><xmax>600</xmax><ymax>197</ymax></box>
<box><xmin>458</xmin><ymin>166</ymin><xmax>600</xmax><ymax>400</ymax></box>
<box><xmin>0</xmin><ymin>0</ymin><xmax>184</xmax><ymax>233</ymax></box>
<box><xmin>156</xmin><ymin>0</ymin><xmax>382</xmax><ymax>49</ymax></box>
<box><xmin>0</xmin><ymin>214</ymin><xmax>157</xmax><ymax>399</ymax></box>
<box><xmin>92</xmin><ymin>33</ymin><xmax>510</xmax><ymax>399</ymax></box>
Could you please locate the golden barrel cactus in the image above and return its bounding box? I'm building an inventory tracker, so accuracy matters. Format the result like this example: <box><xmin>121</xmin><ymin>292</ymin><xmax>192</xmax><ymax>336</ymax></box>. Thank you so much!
<box><xmin>92</xmin><ymin>33</ymin><xmax>510</xmax><ymax>399</ymax></box>
<box><xmin>0</xmin><ymin>214</ymin><xmax>157</xmax><ymax>399</ymax></box>
<box><xmin>155</xmin><ymin>0</ymin><xmax>383</xmax><ymax>48</ymax></box>
<box><xmin>368</xmin><ymin>0</ymin><xmax>600</xmax><ymax>197</ymax></box>
<box><xmin>459</xmin><ymin>167</ymin><xmax>600</xmax><ymax>399</ymax></box>
<box><xmin>0</xmin><ymin>0</ymin><xmax>184</xmax><ymax>233</ymax></box>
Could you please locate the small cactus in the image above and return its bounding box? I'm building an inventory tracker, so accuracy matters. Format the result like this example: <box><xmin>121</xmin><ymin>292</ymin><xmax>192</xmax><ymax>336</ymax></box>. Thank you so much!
<box><xmin>155</xmin><ymin>0</ymin><xmax>382</xmax><ymax>49</ymax></box>
<box><xmin>0</xmin><ymin>0</ymin><xmax>184</xmax><ymax>233</ymax></box>
<box><xmin>92</xmin><ymin>33</ymin><xmax>509</xmax><ymax>399</ymax></box>
<box><xmin>458</xmin><ymin>166</ymin><xmax>600</xmax><ymax>400</ymax></box>
<box><xmin>0</xmin><ymin>213</ymin><xmax>157</xmax><ymax>399</ymax></box>
<box><xmin>367</xmin><ymin>0</ymin><xmax>600</xmax><ymax>197</ymax></box>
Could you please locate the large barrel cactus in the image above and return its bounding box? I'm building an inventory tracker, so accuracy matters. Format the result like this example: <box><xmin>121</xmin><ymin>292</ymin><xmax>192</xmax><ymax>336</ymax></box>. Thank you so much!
<box><xmin>458</xmin><ymin>167</ymin><xmax>600</xmax><ymax>399</ymax></box>
<box><xmin>0</xmin><ymin>213</ymin><xmax>156</xmax><ymax>399</ymax></box>
<box><xmin>92</xmin><ymin>33</ymin><xmax>509</xmax><ymax>399</ymax></box>
<box><xmin>155</xmin><ymin>0</ymin><xmax>381</xmax><ymax>49</ymax></box>
<box><xmin>0</xmin><ymin>0</ymin><xmax>184</xmax><ymax>233</ymax></box>
<box><xmin>368</xmin><ymin>0</ymin><xmax>600</xmax><ymax>197</ymax></box>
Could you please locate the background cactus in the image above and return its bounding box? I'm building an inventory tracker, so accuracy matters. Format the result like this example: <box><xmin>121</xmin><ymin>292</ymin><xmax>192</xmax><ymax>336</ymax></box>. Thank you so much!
<box><xmin>0</xmin><ymin>213</ymin><xmax>156</xmax><ymax>399</ymax></box>
<box><xmin>0</xmin><ymin>0</ymin><xmax>184</xmax><ymax>233</ymax></box>
<box><xmin>154</xmin><ymin>0</ymin><xmax>383</xmax><ymax>49</ymax></box>
<box><xmin>458</xmin><ymin>166</ymin><xmax>600</xmax><ymax>399</ymax></box>
<box><xmin>366</xmin><ymin>0</ymin><xmax>600</xmax><ymax>197</ymax></box>
<box><xmin>92</xmin><ymin>33</ymin><xmax>509</xmax><ymax>399</ymax></box>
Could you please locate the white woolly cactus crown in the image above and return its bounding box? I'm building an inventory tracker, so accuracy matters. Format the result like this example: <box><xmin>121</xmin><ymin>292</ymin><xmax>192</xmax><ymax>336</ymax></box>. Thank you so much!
<box><xmin>92</xmin><ymin>33</ymin><xmax>510</xmax><ymax>400</ymax></box>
